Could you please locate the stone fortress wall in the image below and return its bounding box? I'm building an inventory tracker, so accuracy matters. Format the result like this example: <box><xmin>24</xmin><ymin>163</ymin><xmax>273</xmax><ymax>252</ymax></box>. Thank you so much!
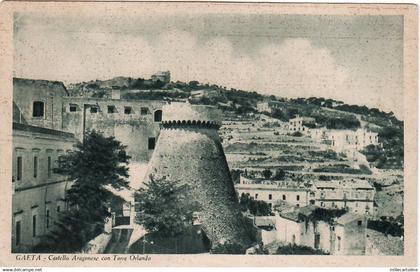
<box><xmin>143</xmin><ymin>103</ymin><xmax>253</xmax><ymax>247</ymax></box>
<box><xmin>13</xmin><ymin>78</ymin><xmax>165</xmax><ymax>162</ymax></box>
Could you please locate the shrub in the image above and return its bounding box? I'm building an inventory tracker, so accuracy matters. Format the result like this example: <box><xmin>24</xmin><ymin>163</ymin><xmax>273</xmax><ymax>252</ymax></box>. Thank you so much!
<box><xmin>275</xmin><ymin>244</ymin><xmax>328</xmax><ymax>255</ymax></box>
<box><xmin>292</xmin><ymin>131</ymin><xmax>303</xmax><ymax>137</ymax></box>
<box><xmin>211</xmin><ymin>242</ymin><xmax>247</xmax><ymax>254</ymax></box>
<box><xmin>262</xmin><ymin>169</ymin><xmax>273</xmax><ymax>179</ymax></box>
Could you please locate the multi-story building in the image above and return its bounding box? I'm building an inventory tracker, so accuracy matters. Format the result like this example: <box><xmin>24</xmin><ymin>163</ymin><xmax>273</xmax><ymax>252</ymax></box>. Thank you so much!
<box><xmin>311</xmin><ymin>128</ymin><xmax>379</xmax><ymax>152</ymax></box>
<box><xmin>311</xmin><ymin>179</ymin><xmax>375</xmax><ymax>215</ymax></box>
<box><xmin>235</xmin><ymin>176</ymin><xmax>310</xmax><ymax>208</ymax></box>
<box><xmin>256</xmin><ymin>101</ymin><xmax>284</xmax><ymax>114</ymax></box>
<box><xmin>287</xmin><ymin>116</ymin><xmax>316</xmax><ymax>134</ymax></box>
<box><xmin>12</xmin><ymin>122</ymin><xmax>77</xmax><ymax>252</ymax></box>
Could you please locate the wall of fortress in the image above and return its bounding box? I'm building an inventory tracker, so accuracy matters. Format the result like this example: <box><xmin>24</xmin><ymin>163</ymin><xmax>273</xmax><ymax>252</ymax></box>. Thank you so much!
<box><xmin>13</xmin><ymin>78</ymin><xmax>165</xmax><ymax>162</ymax></box>
<box><xmin>61</xmin><ymin>97</ymin><xmax>164</xmax><ymax>161</ymax></box>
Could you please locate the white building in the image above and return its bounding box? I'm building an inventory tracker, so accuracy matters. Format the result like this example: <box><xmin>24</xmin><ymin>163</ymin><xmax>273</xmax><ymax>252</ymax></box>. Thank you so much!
<box><xmin>235</xmin><ymin>176</ymin><xmax>310</xmax><ymax>208</ymax></box>
<box><xmin>256</xmin><ymin>102</ymin><xmax>271</xmax><ymax>113</ymax></box>
<box><xmin>308</xmin><ymin>127</ymin><xmax>379</xmax><ymax>153</ymax></box>
<box><xmin>256</xmin><ymin>101</ymin><xmax>284</xmax><ymax>114</ymax></box>
<box><xmin>12</xmin><ymin>122</ymin><xmax>77</xmax><ymax>252</ymax></box>
<box><xmin>311</xmin><ymin>179</ymin><xmax>375</xmax><ymax>215</ymax></box>
<box><xmin>274</xmin><ymin>206</ymin><xmax>368</xmax><ymax>255</ymax></box>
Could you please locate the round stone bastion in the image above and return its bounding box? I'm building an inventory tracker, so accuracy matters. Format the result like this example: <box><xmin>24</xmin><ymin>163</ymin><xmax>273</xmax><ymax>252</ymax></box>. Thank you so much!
<box><xmin>142</xmin><ymin>102</ymin><xmax>254</xmax><ymax>248</ymax></box>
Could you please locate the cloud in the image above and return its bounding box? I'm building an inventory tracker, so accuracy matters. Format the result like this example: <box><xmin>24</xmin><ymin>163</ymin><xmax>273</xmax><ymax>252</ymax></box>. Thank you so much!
<box><xmin>14</xmin><ymin>24</ymin><xmax>402</xmax><ymax>118</ymax></box>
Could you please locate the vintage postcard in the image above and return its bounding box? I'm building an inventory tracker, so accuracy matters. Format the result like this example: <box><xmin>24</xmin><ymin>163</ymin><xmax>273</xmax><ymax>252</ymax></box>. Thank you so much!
<box><xmin>0</xmin><ymin>1</ymin><xmax>417</xmax><ymax>268</ymax></box>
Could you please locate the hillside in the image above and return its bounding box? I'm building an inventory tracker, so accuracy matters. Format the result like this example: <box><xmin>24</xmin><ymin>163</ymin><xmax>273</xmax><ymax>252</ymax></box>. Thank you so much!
<box><xmin>66</xmin><ymin>75</ymin><xmax>403</xmax><ymax>170</ymax></box>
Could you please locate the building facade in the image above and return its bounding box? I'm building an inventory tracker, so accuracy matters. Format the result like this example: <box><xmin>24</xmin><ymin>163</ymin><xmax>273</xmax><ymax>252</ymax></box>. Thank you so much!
<box><xmin>275</xmin><ymin>207</ymin><xmax>367</xmax><ymax>255</ymax></box>
<box><xmin>13</xmin><ymin>78</ymin><xmax>165</xmax><ymax>162</ymax></box>
<box><xmin>287</xmin><ymin>116</ymin><xmax>316</xmax><ymax>134</ymax></box>
<box><xmin>12</xmin><ymin>122</ymin><xmax>77</xmax><ymax>252</ymax></box>
<box><xmin>151</xmin><ymin>71</ymin><xmax>170</xmax><ymax>84</ymax></box>
<box><xmin>235</xmin><ymin>176</ymin><xmax>310</xmax><ymax>208</ymax></box>
<box><xmin>310</xmin><ymin>128</ymin><xmax>379</xmax><ymax>152</ymax></box>
<box><xmin>311</xmin><ymin>180</ymin><xmax>375</xmax><ymax>215</ymax></box>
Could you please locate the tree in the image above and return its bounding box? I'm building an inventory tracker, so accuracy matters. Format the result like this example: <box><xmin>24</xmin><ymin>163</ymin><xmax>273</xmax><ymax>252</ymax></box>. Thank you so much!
<box><xmin>43</xmin><ymin>130</ymin><xmax>130</xmax><ymax>252</ymax></box>
<box><xmin>135</xmin><ymin>175</ymin><xmax>200</xmax><ymax>237</ymax></box>
<box><xmin>262</xmin><ymin>169</ymin><xmax>272</xmax><ymax>179</ymax></box>
<box><xmin>239</xmin><ymin>193</ymin><xmax>273</xmax><ymax>216</ymax></box>
<box><xmin>272</xmin><ymin>169</ymin><xmax>286</xmax><ymax>180</ymax></box>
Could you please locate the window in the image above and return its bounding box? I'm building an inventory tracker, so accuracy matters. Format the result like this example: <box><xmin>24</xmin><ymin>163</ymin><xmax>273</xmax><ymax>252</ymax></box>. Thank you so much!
<box><xmin>296</xmin><ymin>195</ymin><xmax>300</xmax><ymax>201</ymax></box>
<box><xmin>124</xmin><ymin>106</ymin><xmax>132</xmax><ymax>115</ymax></box>
<box><xmin>15</xmin><ymin>221</ymin><xmax>21</xmax><ymax>246</ymax></box>
<box><xmin>148</xmin><ymin>137</ymin><xmax>156</xmax><ymax>150</ymax></box>
<box><xmin>90</xmin><ymin>107</ymin><xmax>98</xmax><ymax>113</ymax></box>
<box><xmin>32</xmin><ymin>101</ymin><xmax>44</xmax><ymax>117</ymax></box>
<box><xmin>337</xmin><ymin>236</ymin><xmax>341</xmax><ymax>251</ymax></box>
<box><xmin>47</xmin><ymin>156</ymin><xmax>51</xmax><ymax>177</ymax></box>
<box><xmin>357</xmin><ymin>220</ymin><xmax>362</xmax><ymax>226</ymax></box>
<box><xmin>57</xmin><ymin>155</ymin><xmax>65</xmax><ymax>169</ymax></box>
<box><xmin>107</xmin><ymin>105</ymin><xmax>116</xmax><ymax>114</ymax></box>
<box><xmin>154</xmin><ymin>110</ymin><xmax>162</xmax><ymax>122</ymax></box>
<box><xmin>321</xmin><ymin>202</ymin><xmax>325</xmax><ymax>207</ymax></box>
<box><xmin>46</xmin><ymin>209</ymin><xmax>50</xmax><ymax>229</ymax></box>
<box><xmin>69</xmin><ymin>104</ymin><xmax>77</xmax><ymax>112</ymax></box>
<box><xmin>32</xmin><ymin>215</ymin><xmax>37</xmax><ymax>237</ymax></box>
<box><xmin>282</xmin><ymin>195</ymin><xmax>286</xmax><ymax>201</ymax></box>
<box><xmin>269</xmin><ymin>194</ymin><xmax>272</xmax><ymax>200</ymax></box>
<box><xmin>33</xmin><ymin>156</ymin><xmax>38</xmax><ymax>178</ymax></box>
<box><xmin>57</xmin><ymin>205</ymin><xmax>61</xmax><ymax>213</ymax></box>
<box><xmin>141</xmin><ymin>107</ymin><xmax>149</xmax><ymax>115</ymax></box>
<box><xmin>16</xmin><ymin>156</ymin><xmax>22</xmax><ymax>181</ymax></box>
<box><xmin>254</xmin><ymin>194</ymin><xmax>258</xmax><ymax>199</ymax></box>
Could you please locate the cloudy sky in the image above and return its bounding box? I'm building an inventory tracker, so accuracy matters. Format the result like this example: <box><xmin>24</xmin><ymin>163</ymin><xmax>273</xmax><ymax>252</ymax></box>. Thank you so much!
<box><xmin>14</xmin><ymin>13</ymin><xmax>403</xmax><ymax>118</ymax></box>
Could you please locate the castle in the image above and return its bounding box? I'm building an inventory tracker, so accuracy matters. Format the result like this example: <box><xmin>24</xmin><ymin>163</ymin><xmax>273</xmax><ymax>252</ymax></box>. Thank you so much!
<box><xmin>142</xmin><ymin>103</ymin><xmax>253</xmax><ymax>248</ymax></box>
<box><xmin>11</xmin><ymin>77</ymin><xmax>253</xmax><ymax>252</ymax></box>
<box><xmin>13</xmin><ymin>78</ymin><xmax>165</xmax><ymax>162</ymax></box>
<box><xmin>12</xmin><ymin>77</ymin><xmax>166</xmax><ymax>251</ymax></box>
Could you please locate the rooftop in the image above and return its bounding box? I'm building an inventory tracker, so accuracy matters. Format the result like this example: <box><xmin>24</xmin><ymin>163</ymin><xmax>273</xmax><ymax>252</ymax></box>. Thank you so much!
<box><xmin>336</xmin><ymin>212</ymin><xmax>363</xmax><ymax>225</ymax></box>
<box><xmin>13</xmin><ymin>122</ymin><xmax>75</xmax><ymax>139</ymax></box>
<box><xmin>314</xmin><ymin>179</ymin><xmax>373</xmax><ymax>190</ymax></box>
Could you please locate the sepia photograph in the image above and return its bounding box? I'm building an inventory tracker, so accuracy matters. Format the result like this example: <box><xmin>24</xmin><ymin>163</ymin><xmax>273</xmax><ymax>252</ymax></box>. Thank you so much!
<box><xmin>0</xmin><ymin>1</ymin><xmax>417</xmax><ymax>268</ymax></box>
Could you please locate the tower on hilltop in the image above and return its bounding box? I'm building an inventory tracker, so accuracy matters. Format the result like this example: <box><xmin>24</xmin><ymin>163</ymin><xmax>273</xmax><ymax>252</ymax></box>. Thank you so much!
<box><xmin>142</xmin><ymin>102</ymin><xmax>254</xmax><ymax>249</ymax></box>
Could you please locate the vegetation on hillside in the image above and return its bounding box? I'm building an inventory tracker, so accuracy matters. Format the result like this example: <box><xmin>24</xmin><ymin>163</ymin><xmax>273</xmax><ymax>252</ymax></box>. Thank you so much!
<box><xmin>67</xmin><ymin>75</ymin><xmax>403</xmax><ymax>170</ymax></box>
<box><xmin>367</xmin><ymin>215</ymin><xmax>404</xmax><ymax>237</ymax></box>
